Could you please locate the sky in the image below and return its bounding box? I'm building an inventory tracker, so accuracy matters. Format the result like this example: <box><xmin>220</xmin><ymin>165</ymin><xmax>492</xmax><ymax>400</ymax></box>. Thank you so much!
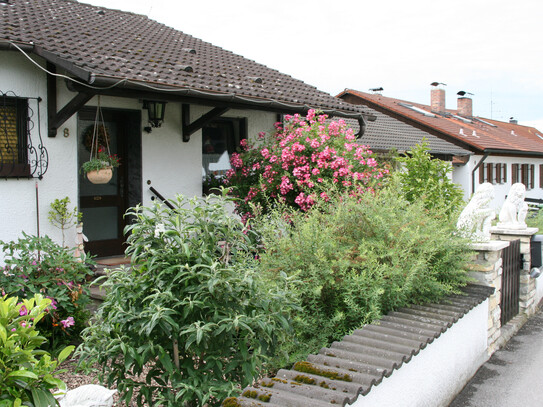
<box><xmin>83</xmin><ymin>0</ymin><xmax>543</xmax><ymax>129</ymax></box>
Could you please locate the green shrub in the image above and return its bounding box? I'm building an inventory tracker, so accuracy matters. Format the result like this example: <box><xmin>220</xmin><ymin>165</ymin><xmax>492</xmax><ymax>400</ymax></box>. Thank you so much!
<box><xmin>77</xmin><ymin>193</ymin><xmax>291</xmax><ymax>407</ymax></box>
<box><xmin>395</xmin><ymin>141</ymin><xmax>464</xmax><ymax>216</ymax></box>
<box><xmin>257</xmin><ymin>181</ymin><xmax>472</xmax><ymax>364</ymax></box>
<box><xmin>0</xmin><ymin>233</ymin><xmax>93</xmax><ymax>351</ymax></box>
<box><xmin>0</xmin><ymin>294</ymin><xmax>74</xmax><ymax>407</ymax></box>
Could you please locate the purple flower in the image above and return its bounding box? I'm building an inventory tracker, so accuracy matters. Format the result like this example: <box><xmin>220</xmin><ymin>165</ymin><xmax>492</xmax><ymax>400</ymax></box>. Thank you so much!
<box><xmin>19</xmin><ymin>305</ymin><xmax>28</xmax><ymax>316</ymax></box>
<box><xmin>60</xmin><ymin>317</ymin><xmax>75</xmax><ymax>328</ymax></box>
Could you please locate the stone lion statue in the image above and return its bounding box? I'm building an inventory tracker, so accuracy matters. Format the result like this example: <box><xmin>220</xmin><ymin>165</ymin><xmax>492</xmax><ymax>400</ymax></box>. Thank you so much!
<box><xmin>457</xmin><ymin>182</ymin><xmax>496</xmax><ymax>242</ymax></box>
<box><xmin>498</xmin><ymin>183</ymin><xmax>528</xmax><ymax>229</ymax></box>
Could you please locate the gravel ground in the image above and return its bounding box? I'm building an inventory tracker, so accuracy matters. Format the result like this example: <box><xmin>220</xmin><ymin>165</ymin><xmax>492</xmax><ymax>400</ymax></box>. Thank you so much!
<box><xmin>56</xmin><ymin>358</ymin><xmax>146</xmax><ymax>407</ymax></box>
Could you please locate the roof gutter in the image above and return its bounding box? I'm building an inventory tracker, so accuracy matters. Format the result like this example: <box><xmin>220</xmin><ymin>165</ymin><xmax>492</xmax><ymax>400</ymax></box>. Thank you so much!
<box><xmin>87</xmin><ymin>75</ymin><xmax>374</xmax><ymax>135</ymax></box>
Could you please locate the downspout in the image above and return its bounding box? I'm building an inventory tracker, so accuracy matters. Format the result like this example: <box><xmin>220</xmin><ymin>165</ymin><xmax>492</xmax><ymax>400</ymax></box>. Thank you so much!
<box><xmin>471</xmin><ymin>152</ymin><xmax>489</xmax><ymax>194</ymax></box>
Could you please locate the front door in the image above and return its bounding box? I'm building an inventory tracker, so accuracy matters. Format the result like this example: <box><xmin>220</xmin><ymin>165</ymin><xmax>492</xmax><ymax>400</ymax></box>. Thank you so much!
<box><xmin>77</xmin><ymin>107</ymin><xmax>141</xmax><ymax>258</ymax></box>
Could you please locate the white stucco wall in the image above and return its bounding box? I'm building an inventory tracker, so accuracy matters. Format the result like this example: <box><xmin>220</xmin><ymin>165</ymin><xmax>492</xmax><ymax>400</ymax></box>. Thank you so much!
<box><xmin>536</xmin><ymin>276</ymin><xmax>543</xmax><ymax>307</ymax></box>
<box><xmin>353</xmin><ymin>299</ymin><xmax>489</xmax><ymax>407</ymax></box>
<box><xmin>0</xmin><ymin>51</ymin><xmax>276</xmax><ymax>252</ymax></box>
<box><xmin>454</xmin><ymin>155</ymin><xmax>543</xmax><ymax>208</ymax></box>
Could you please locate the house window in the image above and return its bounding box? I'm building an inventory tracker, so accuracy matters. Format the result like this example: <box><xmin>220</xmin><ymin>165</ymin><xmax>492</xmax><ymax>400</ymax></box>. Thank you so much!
<box><xmin>479</xmin><ymin>163</ymin><xmax>506</xmax><ymax>184</ymax></box>
<box><xmin>0</xmin><ymin>96</ymin><xmax>29</xmax><ymax>177</ymax></box>
<box><xmin>201</xmin><ymin>117</ymin><xmax>247</xmax><ymax>184</ymax></box>
<box><xmin>512</xmin><ymin>163</ymin><xmax>534</xmax><ymax>189</ymax></box>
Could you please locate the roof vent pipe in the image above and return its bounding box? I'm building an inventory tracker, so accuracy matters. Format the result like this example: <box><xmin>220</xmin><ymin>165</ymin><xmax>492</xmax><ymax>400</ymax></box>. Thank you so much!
<box><xmin>510</xmin><ymin>117</ymin><xmax>518</xmax><ymax>124</ymax></box>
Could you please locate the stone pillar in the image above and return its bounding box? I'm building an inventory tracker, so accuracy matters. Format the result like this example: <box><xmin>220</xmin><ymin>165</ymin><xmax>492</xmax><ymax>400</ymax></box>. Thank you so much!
<box><xmin>468</xmin><ymin>241</ymin><xmax>510</xmax><ymax>355</ymax></box>
<box><xmin>490</xmin><ymin>227</ymin><xmax>539</xmax><ymax>316</ymax></box>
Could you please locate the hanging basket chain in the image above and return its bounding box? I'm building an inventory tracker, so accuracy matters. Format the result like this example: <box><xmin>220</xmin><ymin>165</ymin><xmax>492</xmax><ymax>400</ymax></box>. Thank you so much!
<box><xmin>89</xmin><ymin>96</ymin><xmax>112</xmax><ymax>161</ymax></box>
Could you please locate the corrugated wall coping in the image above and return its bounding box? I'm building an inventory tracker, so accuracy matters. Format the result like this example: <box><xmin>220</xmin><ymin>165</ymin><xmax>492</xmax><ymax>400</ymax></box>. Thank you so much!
<box><xmin>223</xmin><ymin>284</ymin><xmax>494</xmax><ymax>407</ymax></box>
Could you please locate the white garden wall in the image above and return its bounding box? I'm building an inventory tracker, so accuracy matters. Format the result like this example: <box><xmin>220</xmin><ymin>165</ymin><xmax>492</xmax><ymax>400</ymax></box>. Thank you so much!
<box><xmin>353</xmin><ymin>298</ymin><xmax>490</xmax><ymax>407</ymax></box>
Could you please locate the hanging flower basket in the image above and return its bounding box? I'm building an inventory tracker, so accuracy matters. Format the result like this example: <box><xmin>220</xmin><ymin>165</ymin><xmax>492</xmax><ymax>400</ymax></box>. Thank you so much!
<box><xmin>86</xmin><ymin>166</ymin><xmax>113</xmax><ymax>184</ymax></box>
<box><xmin>80</xmin><ymin>97</ymin><xmax>120</xmax><ymax>184</ymax></box>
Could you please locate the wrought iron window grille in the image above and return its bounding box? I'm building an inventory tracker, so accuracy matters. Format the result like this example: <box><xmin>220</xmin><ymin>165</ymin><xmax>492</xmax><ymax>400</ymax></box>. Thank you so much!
<box><xmin>0</xmin><ymin>91</ymin><xmax>48</xmax><ymax>179</ymax></box>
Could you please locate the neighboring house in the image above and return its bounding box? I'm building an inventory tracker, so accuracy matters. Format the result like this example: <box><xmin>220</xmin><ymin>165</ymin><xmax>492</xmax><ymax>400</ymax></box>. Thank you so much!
<box><xmin>0</xmin><ymin>0</ymin><xmax>373</xmax><ymax>258</ymax></box>
<box><xmin>338</xmin><ymin>88</ymin><xmax>543</xmax><ymax>207</ymax></box>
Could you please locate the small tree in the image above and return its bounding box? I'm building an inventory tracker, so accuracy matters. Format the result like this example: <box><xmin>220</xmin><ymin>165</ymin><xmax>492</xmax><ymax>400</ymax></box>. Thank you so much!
<box><xmin>48</xmin><ymin>197</ymin><xmax>82</xmax><ymax>247</ymax></box>
<box><xmin>395</xmin><ymin>140</ymin><xmax>464</xmax><ymax>216</ymax></box>
<box><xmin>77</xmin><ymin>193</ymin><xmax>291</xmax><ymax>406</ymax></box>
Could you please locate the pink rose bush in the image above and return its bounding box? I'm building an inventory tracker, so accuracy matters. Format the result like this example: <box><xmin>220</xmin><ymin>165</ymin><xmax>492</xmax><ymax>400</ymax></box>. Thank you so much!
<box><xmin>225</xmin><ymin>110</ymin><xmax>389</xmax><ymax>220</ymax></box>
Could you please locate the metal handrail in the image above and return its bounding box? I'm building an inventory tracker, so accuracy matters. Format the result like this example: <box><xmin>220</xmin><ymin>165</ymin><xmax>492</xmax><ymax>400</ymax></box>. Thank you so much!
<box><xmin>149</xmin><ymin>186</ymin><xmax>175</xmax><ymax>210</ymax></box>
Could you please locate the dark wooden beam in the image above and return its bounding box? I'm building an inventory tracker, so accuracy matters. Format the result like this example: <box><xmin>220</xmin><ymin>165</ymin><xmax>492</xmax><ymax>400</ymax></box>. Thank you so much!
<box><xmin>48</xmin><ymin>92</ymin><xmax>93</xmax><ymax>137</ymax></box>
<box><xmin>46</xmin><ymin>63</ymin><xmax>57</xmax><ymax>137</ymax></box>
<box><xmin>181</xmin><ymin>105</ymin><xmax>230</xmax><ymax>142</ymax></box>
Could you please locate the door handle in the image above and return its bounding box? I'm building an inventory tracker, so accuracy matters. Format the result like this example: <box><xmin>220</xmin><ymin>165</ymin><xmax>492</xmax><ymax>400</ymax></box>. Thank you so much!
<box><xmin>93</xmin><ymin>196</ymin><xmax>102</xmax><ymax>201</ymax></box>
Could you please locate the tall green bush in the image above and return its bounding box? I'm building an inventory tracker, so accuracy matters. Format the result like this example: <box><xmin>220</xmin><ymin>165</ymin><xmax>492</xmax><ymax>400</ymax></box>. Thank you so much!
<box><xmin>0</xmin><ymin>233</ymin><xmax>93</xmax><ymax>351</ymax></box>
<box><xmin>0</xmin><ymin>294</ymin><xmax>74</xmax><ymax>407</ymax></box>
<box><xmin>257</xmin><ymin>181</ymin><xmax>471</xmax><ymax>364</ymax></box>
<box><xmin>77</xmin><ymin>193</ymin><xmax>291</xmax><ymax>407</ymax></box>
<box><xmin>395</xmin><ymin>141</ymin><xmax>464</xmax><ymax>216</ymax></box>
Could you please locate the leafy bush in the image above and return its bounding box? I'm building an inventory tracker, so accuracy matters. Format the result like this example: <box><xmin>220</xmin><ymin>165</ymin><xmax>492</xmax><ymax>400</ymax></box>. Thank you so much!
<box><xmin>0</xmin><ymin>294</ymin><xmax>74</xmax><ymax>407</ymax></box>
<box><xmin>257</xmin><ymin>181</ymin><xmax>472</xmax><ymax>364</ymax></box>
<box><xmin>77</xmin><ymin>193</ymin><xmax>291</xmax><ymax>407</ymax></box>
<box><xmin>225</xmin><ymin>110</ymin><xmax>389</xmax><ymax>221</ymax></box>
<box><xmin>0</xmin><ymin>233</ymin><xmax>93</xmax><ymax>351</ymax></box>
<box><xmin>395</xmin><ymin>140</ymin><xmax>464</xmax><ymax>216</ymax></box>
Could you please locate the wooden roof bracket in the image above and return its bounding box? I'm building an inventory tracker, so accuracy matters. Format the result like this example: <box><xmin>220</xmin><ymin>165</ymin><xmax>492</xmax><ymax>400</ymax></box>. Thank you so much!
<box><xmin>181</xmin><ymin>104</ymin><xmax>230</xmax><ymax>142</ymax></box>
<box><xmin>47</xmin><ymin>69</ymin><xmax>93</xmax><ymax>137</ymax></box>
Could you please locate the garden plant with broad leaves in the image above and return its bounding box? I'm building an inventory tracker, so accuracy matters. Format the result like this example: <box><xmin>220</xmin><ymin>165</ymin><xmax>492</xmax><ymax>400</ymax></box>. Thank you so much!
<box><xmin>0</xmin><ymin>294</ymin><xmax>74</xmax><ymax>407</ymax></box>
<box><xmin>77</xmin><ymin>193</ymin><xmax>292</xmax><ymax>407</ymax></box>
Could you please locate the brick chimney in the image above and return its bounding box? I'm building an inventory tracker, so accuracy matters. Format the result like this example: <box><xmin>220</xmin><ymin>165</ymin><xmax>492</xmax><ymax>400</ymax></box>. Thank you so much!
<box><xmin>431</xmin><ymin>88</ymin><xmax>446</xmax><ymax>113</ymax></box>
<box><xmin>457</xmin><ymin>97</ymin><xmax>473</xmax><ymax>117</ymax></box>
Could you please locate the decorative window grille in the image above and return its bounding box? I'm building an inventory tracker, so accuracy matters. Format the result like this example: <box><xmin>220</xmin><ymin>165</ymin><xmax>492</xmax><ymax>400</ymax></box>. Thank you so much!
<box><xmin>0</xmin><ymin>91</ymin><xmax>48</xmax><ymax>178</ymax></box>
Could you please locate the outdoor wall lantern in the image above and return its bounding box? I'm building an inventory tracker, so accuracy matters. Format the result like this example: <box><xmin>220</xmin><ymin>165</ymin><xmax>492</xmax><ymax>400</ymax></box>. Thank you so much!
<box><xmin>143</xmin><ymin>100</ymin><xmax>167</xmax><ymax>132</ymax></box>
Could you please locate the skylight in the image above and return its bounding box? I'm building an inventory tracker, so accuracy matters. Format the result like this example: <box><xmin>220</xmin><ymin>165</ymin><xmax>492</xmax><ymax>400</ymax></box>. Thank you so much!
<box><xmin>398</xmin><ymin>103</ymin><xmax>436</xmax><ymax>117</ymax></box>
<box><xmin>536</xmin><ymin>133</ymin><xmax>543</xmax><ymax>141</ymax></box>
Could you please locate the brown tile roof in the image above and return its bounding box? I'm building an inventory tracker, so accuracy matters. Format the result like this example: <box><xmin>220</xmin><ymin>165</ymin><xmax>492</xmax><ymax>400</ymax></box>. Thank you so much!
<box><xmin>226</xmin><ymin>284</ymin><xmax>494</xmax><ymax>406</ymax></box>
<box><xmin>338</xmin><ymin>89</ymin><xmax>543</xmax><ymax>155</ymax></box>
<box><xmin>0</xmin><ymin>0</ymin><xmax>364</xmax><ymax>117</ymax></box>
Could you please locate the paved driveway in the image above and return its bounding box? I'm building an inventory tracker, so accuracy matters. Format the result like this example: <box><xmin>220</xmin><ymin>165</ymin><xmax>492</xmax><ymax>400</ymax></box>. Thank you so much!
<box><xmin>450</xmin><ymin>306</ymin><xmax>543</xmax><ymax>407</ymax></box>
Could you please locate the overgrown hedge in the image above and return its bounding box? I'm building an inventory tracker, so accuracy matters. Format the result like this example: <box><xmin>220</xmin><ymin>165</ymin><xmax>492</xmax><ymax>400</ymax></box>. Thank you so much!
<box><xmin>257</xmin><ymin>180</ymin><xmax>472</xmax><ymax>365</ymax></box>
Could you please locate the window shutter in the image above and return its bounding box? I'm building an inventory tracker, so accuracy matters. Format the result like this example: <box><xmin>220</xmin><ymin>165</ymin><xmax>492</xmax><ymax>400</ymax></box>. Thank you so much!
<box><xmin>530</xmin><ymin>165</ymin><xmax>535</xmax><ymax>189</ymax></box>
<box><xmin>479</xmin><ymin>165</ymin><xmax>485</xmax><ymax>183</ymax></box>
<box><xmin>512</xmin><ymin>164</ymin><xmax>518</xmax><ymax>183</ymax></box>
<box><xmin>503</xmin><ymin>164</ymin><xmax>507</xmax><ymax>183</ymax></box>
<box><xmin>487</xmin><ymin>163</ymin><xmax>494</xmax><ymax>184</ymax></box>
<box><xmin>495</xmin><ymin>164</ymin><xmax>501</xmax><ymax>184</ymax></box>
<box><xmin>540</xmin><ymin>164</ymin><xmax>543</xmax><ymax>188</ymax></box>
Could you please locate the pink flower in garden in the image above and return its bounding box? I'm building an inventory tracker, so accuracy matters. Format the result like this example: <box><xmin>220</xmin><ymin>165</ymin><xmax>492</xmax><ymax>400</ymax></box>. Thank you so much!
<box><xmin>19</xmin><ymin>305</ymin><xmax>28</xmax><ymax>316</ymax></box>
<box><xmin>230</xmin><ymin>152</ymin><xmax>243</xmax><ymax>169</ymax></box>
<box><xmin>320</xmin><ymin>192</ymin><xmax>329</xmax><ymax>202</ymax></box>
<box><xmin>60</xmin><ymin>317</ymin><xmax>75</xmax><ymax>328</ymax></box>
<box><xmin>46</xmin><ymin>296</ymin><xmax>58</xmax><ymax>310</ymax></box>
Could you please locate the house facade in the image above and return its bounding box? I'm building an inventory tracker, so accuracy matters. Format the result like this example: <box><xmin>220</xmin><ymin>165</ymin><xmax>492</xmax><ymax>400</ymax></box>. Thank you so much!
<box><xmin>338</xmin><ymin>88</ymin><xmax>543</xmax><ymax>208</ymax></box>
<box><xmin>0</xmin><ymin>0</ymin><xmax>372</xmax><ymax>258</ymax></box>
